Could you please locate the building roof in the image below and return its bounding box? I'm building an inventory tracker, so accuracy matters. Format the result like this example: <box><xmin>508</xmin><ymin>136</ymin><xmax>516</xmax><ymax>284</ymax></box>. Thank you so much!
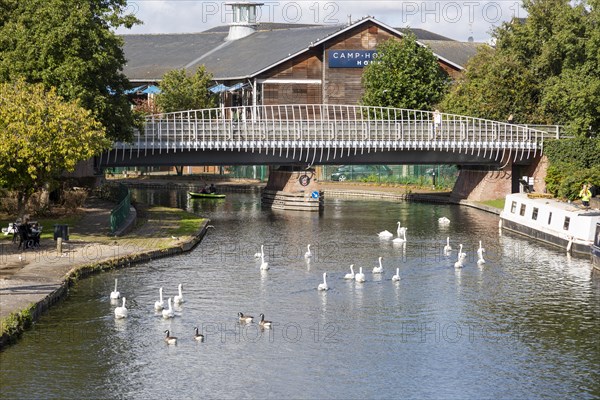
<box><xmin>121</xmin><ymin>18</ymin><xmax>482</xmax><ymax>82</ymax></box>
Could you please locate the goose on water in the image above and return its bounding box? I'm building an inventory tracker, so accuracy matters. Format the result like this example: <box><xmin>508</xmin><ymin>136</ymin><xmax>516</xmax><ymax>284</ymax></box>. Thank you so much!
<box><xmin>259</xmin><ymin>313</ymin><xmax>272</xmax><ymax>329</ymax></box>
<box><xmin>164</xmin><ymin>329</ymin><xmax>177</xmax><ymax>345</ymax></box>
<box><xmin>238</xmin><ymin>312</ymin><xmax>254</xmax><ymax>323</ymax></box>
<box><xmin>194</xmin><ymin>327</ymin><xmax>205</xmax><ymax>342</ymax></box>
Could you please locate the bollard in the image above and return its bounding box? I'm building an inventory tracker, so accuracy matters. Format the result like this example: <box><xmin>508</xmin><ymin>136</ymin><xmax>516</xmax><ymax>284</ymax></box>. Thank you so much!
<box><xmin>57</xmin><ymin>237</ymin><xmax>62</xmax><ymax>255</ymax></box>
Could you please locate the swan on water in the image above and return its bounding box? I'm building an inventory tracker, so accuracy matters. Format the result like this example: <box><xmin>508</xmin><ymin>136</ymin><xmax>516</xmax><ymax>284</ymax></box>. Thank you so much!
<box><xmin>238</xmin><ymin>312</ymin><xmax>254</xmax><ymax>323</ymax></box>
<box><xmin>259</xmin><ymin>313</ymin><xmax>272</xmax><ymax>328</ymax></box>
<box><xmin>254</xmin><ymin>245</ymin><xmax>264</xmax><ymax>258</ymax></box>
<box><xmin>438</xmin><ymin>217</ymin><xmax>451</xmax><ymax>225</ymax></box>
<box><xmin>477</xmin><ymin>255</ymin><xmax>486</xmax><ymax>265</ymax></box>
<box><xmin>458</xmin><ymin>244</ymin><xmax>466</xmax><ymax>260</ymax></box>
<box><xmin>318</xmin><ymin>272</ymin><xmax>329</xmax><ymax>291</ymax></box>
<box><xmin>373</xmin><ymin>256</ymin><xmax>384</xmax><ymax>274</ymax></box>
<box><xmin>162</xmin><ymin>297</ymin><xmax>175</xmax><ymax>319</ymax></box>
<box><xmin>355</xmin><ymin>267</ymin><xmax>366</xmax><ymax>282</ymax></box>
<box><xmin>454</xmin><ymin>245</ymin><xmax>466</xmax><ymax>268</ymax></box>
<box><xmin>114</xmin><ymin>297</ymin><xmax>128</xmax><ymax>319</ymax></box>
<box><xmin>477</xmin><ymin>240</ymin><xmax>485</xmax><ymax>259</ymax></box>
<box><xmin>164</xmin><ymin>329</ymin><xmax>177</xmax><ymax>345</ymax></box>
<box><xmin>154</xmin><ymin>287</ymin><xmax>165</xmax><ymax>311</ymax></box>
<box><xmin>344</xmin><ymin>265</ymin><xmax>355</xmax><ymax>280</ymax></box>
<box><xmin>110</xmin><ymin>279</ymin><xmax>120</xmax><ymax>300</ymax></box>
<box><xmin>174</xmin><ymin>284</ymin><xmax>184</xmax><ymax>305</ymax></box>
<box><xmin>194</xmin><ymin>327</ymin><xmax>205</xmax><ymax>342</ymax></box>
<box><xmin>305</xmin><ymin>244</ymin><xmax>312</xmax><ymax>259</ymax></box>
<box><xmin>443</xmin><ymin>237</ymin><xmax>452</xmax><ymax>253</ymax></box>
<box><xmin>260</xmin><ymin>254</ymin><xmax>269</xmax><ymax>270</ymax></box>
<box><xmin>377</xmin><ymin>230</ymin><xmax>394</xmax><ymax>239</ymax></box>
<box><xmin>392</xmin><ymin>268</ymin><xmax>400</xmax><ymax>282</ymax></box>
<box><xmin>393</xmin><ymin>227</ymin><xmax>407</xmax><ymax>243</ymax></box>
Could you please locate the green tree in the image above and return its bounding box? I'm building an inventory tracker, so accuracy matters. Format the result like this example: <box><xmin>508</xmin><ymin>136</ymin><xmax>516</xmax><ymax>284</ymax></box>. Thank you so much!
<box><xmin>442</xmin><ymin>0</ymin><xmax>599</xmax><ymax>137</ymax></box>
<box><xmin>0</xmin><ymin>80</ymin><xmax>110</xmax><ymax>216</ymax></box>
<box><xmin>155</xmin><ymin>67</ymin><xmax>217</xmax><ymax>113</ymax></box>
<box><xmin>0</xmin><ymin>0</ymin><xmax>140</xmax><ymax>141</ymax></box>
<box><xmin>361</xmin><ymin>35</ymin><xmax>449</xmax><ymax>111</ymax></box>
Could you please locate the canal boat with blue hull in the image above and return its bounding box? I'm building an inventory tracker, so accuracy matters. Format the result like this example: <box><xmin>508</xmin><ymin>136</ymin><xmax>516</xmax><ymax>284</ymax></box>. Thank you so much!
<box><xmin>500</xmin><ymin>193</ymin><xmax>600</xmax><ymax>257</ymax></box>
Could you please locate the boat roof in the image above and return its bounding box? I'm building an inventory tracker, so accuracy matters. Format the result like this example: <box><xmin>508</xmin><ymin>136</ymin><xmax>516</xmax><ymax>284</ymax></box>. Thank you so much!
<box><xmin>506</xmin><ymin>193</ymin><xmax>600</xmax><ymax>216</ymax></box>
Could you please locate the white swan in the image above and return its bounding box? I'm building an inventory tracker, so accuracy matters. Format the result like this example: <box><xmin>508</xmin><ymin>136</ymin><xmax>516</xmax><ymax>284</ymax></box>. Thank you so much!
<box><xmin>438</xmin><ymin>217</ymin><xmax>451</xmax><ymax>225</ymax></box>
<box><xmin>393</xmin><ymin>227</ymin><xmax>407</xmax><ymax>243</ymax></box>
<box><xmin>373</xmin><ymin>256</ymin><xmax>384</xmax><ymax>273</ymax></box>
<box><xmin>443</xmin><ymin>237</ymin><xmax>452</xmax><ymax>253</ymax></box>
<box><xmin>318</xmin><ymin>272</ymin><xmax>329</xmax><ymax>291</ymax></box>
<box><xmin>254</xmin><ymin>244</ymin><xmax>264</xmax><ymax>258</ymax></box>
<box><xmin>260</xmin><ymin>253</ymin><xmax>269</xmax><ymax>270</ymax></box>
<box><xmin>392</xmin><ymin>267</ymin><xmax>400</xmax><ymax>282</ymax></box>
<box><xmin>377</xmin><ymin>230</ymin><xmax>394</xmax><ymax>239</ymax></box>
<box><xmin>355</xmin><ymin>267</ymin><xmax>366</xmax><ymax>283</ymax></box>
<box><xmin>458</xmin><ymin>244</ymin><xmax>466</xmax><ymax>260</ymax></box>
<box><xmin>174</xmin><ymin>284</ymin><xmax>184</xmax><ymax>305</ymax></box>
<box><xmin>344</xmin><ymin>264</ymin><xmax>355</xmax><ymax>280</ymax></box>
<box><xmin>164</xmin><ymin>329</ymin><xmax>177</xmax><ymax>345</ymax></box>
<box><xmin>259</xmin><ymin>313</ymin><xmax>272</xmax><ymax>328</ymax></box>
<box><xmin>305</xmin><ymin>244</ymin><xmax>312</xmax><ymax>259</ymax></box>
<box><xmin>194</xmin><ymin>327</ymin><xmax>205</xmax><ymax>342</ymax></box>
<box><xmin>454</xmin><ymin>245</ymin><xmax>465</xmax><ymax>268</ymax></box>
<box><xmin>114</xmin><ymin>297</ymin><xmax>128</xmax><ymax>319</ymax></box>
<box><xmin>477</xmin><ymin>240</ymin><xmax>485</xmax><ymax>259</ymax></box>
<box><xmin>238</xmin><ymin>312</ymin><xmax>254</xmax><ymax>323</ymax></box>
<box><xmin>477</xmin><ymin>254</ymin><xmax>486</xmax><ymax>265</ymax></box>
<box><xmin>162</xmin><ymin>297</ymin><xmax>175</xmax><ymax>319</ymax></box>
<box><xmin>396</xmin><ymin>221</ymin><xmax>402</xmax><ymax>236</ymax></box>
<box><xmin>110</xmin><ymin>278</ymin><xmax>120</xmax><ymax>300</ymax></box>
<box><xmin>154</xmin><ymin>287</ymin><xmax>165</xmax><ymax>311</ymax></box>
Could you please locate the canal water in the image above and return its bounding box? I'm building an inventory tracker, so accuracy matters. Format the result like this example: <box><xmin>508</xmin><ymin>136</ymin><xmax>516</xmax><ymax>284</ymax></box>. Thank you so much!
<box><xmin>1</xmin><ymin>191</ymin><xmax>599</xmax><ymax>399</ymax></box>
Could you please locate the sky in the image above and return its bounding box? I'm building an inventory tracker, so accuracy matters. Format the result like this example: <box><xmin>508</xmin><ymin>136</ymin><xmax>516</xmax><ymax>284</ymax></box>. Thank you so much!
<box><xmin>116</xmin><ymin>0</ymin><xmax>528</xmax><ymax>42</ymax></box>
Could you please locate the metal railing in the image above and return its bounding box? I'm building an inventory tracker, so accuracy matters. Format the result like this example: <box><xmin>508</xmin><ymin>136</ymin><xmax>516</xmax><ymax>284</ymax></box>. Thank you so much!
<box><xmin>105</xmin><ymin>104</ymin><xmax>562</xmax><ymax>165</ymax></box>
<box><xmin>110</xmin><ymin>184</ymin><xmax>131</xmax><ymax>234</ymax></box>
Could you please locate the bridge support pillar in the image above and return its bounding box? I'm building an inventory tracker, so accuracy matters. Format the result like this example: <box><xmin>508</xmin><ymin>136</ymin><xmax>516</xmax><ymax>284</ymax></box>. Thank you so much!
<box><xmin>451</xmin><ymin>156</ymin><xmax>548</xmax><ymax>202</ymax></box>
<box><xmin>261</xmin><ymin>167</ymin><xmax>323</xmax><ymax>212</ymax></box>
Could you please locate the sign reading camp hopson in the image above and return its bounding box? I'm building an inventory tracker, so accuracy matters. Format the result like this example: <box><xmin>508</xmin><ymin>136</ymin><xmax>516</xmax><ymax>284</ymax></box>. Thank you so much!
<box><xmin>328</xmin><ymin>50</ymin><xmax>379</xmax><ymax>68</ymax></box>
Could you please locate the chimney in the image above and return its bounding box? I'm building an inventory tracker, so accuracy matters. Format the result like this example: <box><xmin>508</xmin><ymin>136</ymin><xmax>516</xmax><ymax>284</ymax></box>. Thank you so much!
<box><xmin>226</xmin><ymin>2</ymin><xmax>263</xmax><ymax>41</ymax></box>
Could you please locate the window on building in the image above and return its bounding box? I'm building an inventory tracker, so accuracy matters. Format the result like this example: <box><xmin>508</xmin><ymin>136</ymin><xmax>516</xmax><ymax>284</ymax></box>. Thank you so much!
<box><xmin>532</xmin><ymin>207</ymin><xmax>538</xmax><ymax>220</ymax></box>
<box><xmin>520</xmin><ymin>204</ymin><xmax>526</xmax><ymax>216</ymax></box>
<box><xmin>563</xmin><ymin>217</ymin><xmax>570</xmax><ymax>231</ymax></box>
<box><xmin>548</xmin><ymin>212</ymin><xmax>552</xmax><ymax>225</ymax></box>
<box><xmin>511</xmin><ymin>201</ymin><xmax>517</xmax><ymax>213</ymax></box>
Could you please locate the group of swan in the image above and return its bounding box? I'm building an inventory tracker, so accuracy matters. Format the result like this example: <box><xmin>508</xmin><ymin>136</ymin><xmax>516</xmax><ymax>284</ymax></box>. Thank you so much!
<box><xmin>378</xmin><ymin>221</ymin><xmax>407</xmax><ymax>243</ymax></box>
<box><xmin>111</xmin><ymin>279</ymin><xmax>184</xmax><ymax>320</ymax></box>
<box><xmin>254</xmin><ymin>244</ymin><xmax>313</xmax><ymax>271</ymax></box>
<box><xmin>332</xmin><ymin>257</ymin><xmax>400</xmax><ymax>286</ymax></box>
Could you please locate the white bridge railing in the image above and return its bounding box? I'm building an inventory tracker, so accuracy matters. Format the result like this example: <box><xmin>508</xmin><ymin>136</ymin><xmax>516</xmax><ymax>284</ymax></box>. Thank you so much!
<box><xmin>107</xmin><ymin>104</ymin><xmax>559</xmax><ymax>165</ymax></box>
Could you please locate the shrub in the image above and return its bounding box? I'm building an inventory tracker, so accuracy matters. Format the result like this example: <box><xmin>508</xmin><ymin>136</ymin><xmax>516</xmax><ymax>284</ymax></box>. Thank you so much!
<box><xmin>62</xmin><ymin>189</ymin><xmax>88</xmax><ymax>213</ymax></box>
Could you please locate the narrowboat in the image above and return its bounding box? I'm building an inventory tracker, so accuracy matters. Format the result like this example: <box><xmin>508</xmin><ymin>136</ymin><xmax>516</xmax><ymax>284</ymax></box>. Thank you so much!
<box><xmin>500</xmin><ymin>193</ymin><xmax>600</xmax><ymax>257</ymax></box>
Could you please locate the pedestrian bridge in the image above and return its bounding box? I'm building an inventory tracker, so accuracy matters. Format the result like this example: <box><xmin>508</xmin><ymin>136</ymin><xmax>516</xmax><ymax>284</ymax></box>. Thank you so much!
<box><xmin>100</xmin><ymin>104</ymin><xmax>561</xmax><ymax>167</ymax></box>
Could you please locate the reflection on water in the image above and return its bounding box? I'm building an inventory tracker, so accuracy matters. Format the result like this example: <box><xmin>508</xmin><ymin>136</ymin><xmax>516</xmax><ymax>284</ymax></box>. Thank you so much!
<box><xmin>1</xmin><ymin>191</ymin><xmax>599</xmax><ymax>399</ymax></box>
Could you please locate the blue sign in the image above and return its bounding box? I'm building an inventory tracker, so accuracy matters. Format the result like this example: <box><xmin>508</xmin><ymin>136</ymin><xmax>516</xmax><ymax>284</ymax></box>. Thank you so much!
<box><xmin>328</xmin><ymin>50</ymin><xmax>379</xmax><ymax>68</ymax></box>
<box><xmin>311</xmin><ymin>191</ymin><xmax>320</xmax><ymax>199</ymax></box>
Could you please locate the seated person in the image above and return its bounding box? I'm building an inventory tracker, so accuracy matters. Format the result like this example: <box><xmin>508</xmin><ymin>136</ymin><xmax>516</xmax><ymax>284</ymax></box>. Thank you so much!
<box><xmin>209</xmin><ymin>184</ymin><xmax>216</xmax><ymax>194</ymax></box>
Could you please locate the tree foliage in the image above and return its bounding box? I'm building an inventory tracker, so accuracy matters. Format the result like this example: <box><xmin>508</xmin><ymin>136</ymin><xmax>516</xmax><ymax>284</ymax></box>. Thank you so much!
<box><xmin>0</xmin><ymin>0</ymin><xmax>140</xmax><ymax>141</ymax></box>
<box><xmin>361</xmin><ymin>35</ymin><xmax>449</xmax><ymax>111</ymax></box>
<box><xmin>442</xmin><ymin>0</ymin><xmax>599</xmax><ymax>137</ymax></box>
<box><xmin>0</xmin><ymin>80</ymin><xmax>110</xmax><ymax>215</ymax></box>
<box><xmin>155</xmin><ymin>67</ymin><xmax>217</xmax><ymax>113</ymax></box>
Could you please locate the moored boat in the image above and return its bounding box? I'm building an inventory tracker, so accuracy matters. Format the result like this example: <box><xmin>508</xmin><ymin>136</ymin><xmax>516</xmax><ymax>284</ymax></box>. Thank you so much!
<box><xmin>592</xmin><ymin>222</ymin><xmax>600</xmax><ymax>271</ymax></box>
<box><xmin>500</xmin><ymin>193</ymin><xmax>600</xmax><ymax>257</ymax></box>
<box><xmin>188</xmin><ymin>191</ymin><xmax>226</xmax><ymax>199</ymax></box>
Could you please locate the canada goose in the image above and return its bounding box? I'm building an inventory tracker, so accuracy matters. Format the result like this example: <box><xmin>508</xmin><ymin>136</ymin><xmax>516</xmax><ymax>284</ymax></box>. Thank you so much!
<box><xmin>174</xmin><ymin>284</ymin><xmax>184</xmax><ymax>305</ymax></box>
<box><xmin>344</xmin><ymin>265</ymin><xmax>355</xmax><ymax>280</ymax></box>
<box><xmin>110</xmin><ymin>279</ymin><xmax>120</xmax><ymax>300</ymax></box>
<box><xmin>392</xmin><ymin>268</ymin><xmax>400</xmax><ymax>282</ymax></box>
<box><xmin>114</xmin><ymin>297</ymin><xmax>128</xmax><ymax>319</ymax></box>
<box><xmin>259</xmin><ymin>313</ymin><xmax>272</xmax><ymax>328</ymax></box>
<box><xmin>162</xmin><ymin>297</ymin><xmax>175</xmax><ymax>319</ymax></box>
<box><xmin>164</xmin><ymin>329</ymin><xmax>177</xmax><ymax>345</ymax></box>
<box><xmin>238</xmin><ymin>312</ymin><xmax>254</xmax><ymax>323</ymax></box>
<box><xmin>373</xmin><ymin>257</ymin><xmax>384</xmax><ymax>273</ymax></box>
<box><xmin>194</xmin><ymin>327</ymin><xmax>205</xmax><ymax>342</ymax></box>
<box><xmin>317</xmin><ymin>272</ymin><xmax>329</xmax><ymax>291</ymax></box>
<box><xmin>355</xmin><ymin>267</ymin><xmax>366</xmax><ymax>283</ymax></box>
<box><xmin>154</xmin><ymin>287</ymin><xmax>165</xmax><ymax>311</ymax></box>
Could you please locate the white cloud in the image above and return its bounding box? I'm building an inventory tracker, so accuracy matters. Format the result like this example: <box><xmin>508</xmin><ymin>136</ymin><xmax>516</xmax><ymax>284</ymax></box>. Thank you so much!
<box><xmin>118</xmin><ymin>1</ymin><xmax>527</xmax><ymax>41</ymax></box>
